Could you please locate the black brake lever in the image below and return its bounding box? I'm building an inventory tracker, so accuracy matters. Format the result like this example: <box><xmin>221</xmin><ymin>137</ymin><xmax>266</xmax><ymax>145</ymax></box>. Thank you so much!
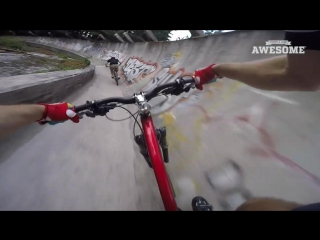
<box><xmin>78</xmin><ymin>112</ymin><xmax>85</xmax><ymax>119</ymax></box>
<box><xmin>161</xmin><ymin>88</ymin><xmax>175</xmax><ymax>95</ymax></box>
<box><xmin>95</xmin><ymin>105</ymin><xmax>116</xmax><ymax>116</ymax></box>
<box><xmin>154</xmin><ymin>78</ymin><xmax>195</xmax><ymax>98</ymax></box>
<box><xmin>79</xmin><ymin>103</ymin><xmax>117</xmax><ymax>118</ymax></box>
<box><xmin>171</xmin><ymin>84</ymin><xmax>192</xmax><ymax>96</ymax></box>
<box><xmin>85</xmin><ymin>111</ymin><xmax>96</xmax><ymax>118</ymax></box>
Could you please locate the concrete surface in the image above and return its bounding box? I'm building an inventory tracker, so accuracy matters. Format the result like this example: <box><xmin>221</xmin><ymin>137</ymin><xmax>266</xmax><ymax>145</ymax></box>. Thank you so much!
<box><xmin>0</xmin><ymin>65</ymin><xmax>95</xmax><ymax>104</ymax></box>
<box><xmin>1</xmin><ymin>31</ymin><xmax>320</xmax><ymax>210</ymax></box>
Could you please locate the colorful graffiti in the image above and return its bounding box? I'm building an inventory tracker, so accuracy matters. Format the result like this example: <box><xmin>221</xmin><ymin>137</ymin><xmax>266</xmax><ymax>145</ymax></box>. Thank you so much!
<box><xmin>120</xmin><ymin>52</ymin><xmax>182</xmax><ymax>86</ymax></box>
<box><xmin>122</xmin><ymin>57</ymin><xmax>157</xmax><ymax>83</ymax></box>
<box><xmin>117</xmin><ymin>51</ymin><xmax>201</xmax><ymax>115</ymax></box>
<box><xmin>160</xmin><ymin>53</ymin><xmax>180</xmax><ymax>68</ymax></box>
<box><xmin>141</xmin><ymin>67</ymin><xmax>187</xmax><ymax>92</ymax></box>
<box><xmin>82</xmin><ymin>45</ymin><xmax>93</xmax><ymax>53</ymax></box>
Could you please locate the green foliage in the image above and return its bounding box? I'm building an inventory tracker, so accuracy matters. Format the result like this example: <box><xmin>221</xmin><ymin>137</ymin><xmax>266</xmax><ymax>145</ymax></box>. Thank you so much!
<box><xmin>0</xmin><ymin>36</ymin><xmax>90</xmax><ymax>73</ymax></box>
<box><xmin>152</xmin><ymin>30</ymin><xmax>172</xmax><ymax>41</ymax></box>
<box><xmin>56</xmin><ymin>53</ymin><xmax>69</xmax><ymax>59</ymax></box>
<box><xmin>0</xmin><ymin>37</ymin><xmax>27</xmax><ymax>51</ymax></box>
<box><xmin>83</xmin><ymin>58</ymin><xmax>90</xmax><ymax>66</ymax></box>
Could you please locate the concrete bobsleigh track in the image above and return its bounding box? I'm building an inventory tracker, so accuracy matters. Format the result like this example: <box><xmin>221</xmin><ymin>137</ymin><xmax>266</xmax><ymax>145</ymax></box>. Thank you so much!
<box><xmin>1</xmin><ymin>30</ymin><xmax>320</xmax><ymax>210</ymax></box>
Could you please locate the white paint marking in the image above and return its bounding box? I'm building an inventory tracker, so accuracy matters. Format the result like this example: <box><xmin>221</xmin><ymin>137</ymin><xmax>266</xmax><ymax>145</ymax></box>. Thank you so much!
<box><xmin>250</xmin><ymin>89</ymin><xmax>300</xmax><ymax>105</ymax></box>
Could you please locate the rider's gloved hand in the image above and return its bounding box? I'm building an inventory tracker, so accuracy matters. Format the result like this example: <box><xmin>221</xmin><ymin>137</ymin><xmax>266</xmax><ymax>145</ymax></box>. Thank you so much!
<box><xmin>194</xmin><ymin>64</ymin><xmax>219</xmax><ymax>90</ymax></box>
<box><xmin>36</xmin><ymin>102</ymin><xmax>79</xmax><ymax>125</ymax></box>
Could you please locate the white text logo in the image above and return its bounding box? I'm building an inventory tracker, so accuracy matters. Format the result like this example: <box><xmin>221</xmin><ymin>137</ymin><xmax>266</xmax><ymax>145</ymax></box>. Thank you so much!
<box><xmin>252</xmin><ymin>40</ymin><xmax>306</xmax><ymax>54</ymax></box>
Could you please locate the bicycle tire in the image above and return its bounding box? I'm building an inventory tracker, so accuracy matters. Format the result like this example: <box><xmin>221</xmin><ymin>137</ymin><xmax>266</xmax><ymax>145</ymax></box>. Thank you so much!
<box><xmin>113</xmin><ymin>72</ymin><xmax>119</xmax><ymax>86</ymax></box>
<box><xmin>114</xmin><ymin>72</ymin><xmax>119</xmax><ymax>86</ymax></box>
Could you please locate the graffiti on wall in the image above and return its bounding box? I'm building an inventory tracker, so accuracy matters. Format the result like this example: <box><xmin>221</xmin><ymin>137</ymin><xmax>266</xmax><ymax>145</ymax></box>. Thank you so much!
<box><xmin>140</xmin><ymin>53</ymin><xmax>182</xmax><ymax>92</ymax></box>
<box><xmin>83</xmin><ymin>45</ymin><xmax>93</xmax><ymax>53</ymax></box>
<box><xmin>38</xmin><ymin>38</ymin><xmax>55</xmax><ymax>47</ymax></box>
<box><xmin>160</xmin><ymin>53</ymin><xmax>179</xmax><ymax>68</ymax></box>
<box><xmin>121</xmin><ymin>57</ymin><xmax>157</xmax><ymax>83</ymax></box>
<box><xmin>139</xmin><ymin>52</ymin><xmax>198</xmax><ymax>115</ymax></box>
<box><xmin>120</xmin><ymin>52</ymin><xmax>182</xmax><ymax>85</ymax></box>
<box><xmin>141</xmin><ymin>67</ymin><xmax>187</xmax><ymax>92</ymax></box>
<box><xmin>117</xmin><ymin>51</ymin><xmax>194</xmax><ymax>115</ymax></box>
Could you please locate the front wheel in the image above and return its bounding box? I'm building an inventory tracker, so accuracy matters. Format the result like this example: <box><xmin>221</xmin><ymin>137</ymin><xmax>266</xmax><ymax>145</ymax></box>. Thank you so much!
<box><xmin>192</xmin><ymin>196</ymin><xmax>213</xmax><ymax>211</ymax></box>
<box><xmin>113</xmin><ymin>72</ymin><xmax>119</xmax><ymax>85</ymax></box>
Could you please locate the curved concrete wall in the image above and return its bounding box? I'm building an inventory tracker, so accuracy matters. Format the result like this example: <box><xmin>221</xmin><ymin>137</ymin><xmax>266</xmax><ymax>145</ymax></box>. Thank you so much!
<box><xmin>22</xmin><ymin>31</ymin><xmax>320</xmax><ymax>209</ymax></box>
<box><xmin>0</xmin><ymin>43</ymin><xmax>95</xmax><ymax>104</ymax></box>
<box><xmin>0</xmin><ymin>66</ymin><xmax>95</xmax><ymax>104</ymax></box>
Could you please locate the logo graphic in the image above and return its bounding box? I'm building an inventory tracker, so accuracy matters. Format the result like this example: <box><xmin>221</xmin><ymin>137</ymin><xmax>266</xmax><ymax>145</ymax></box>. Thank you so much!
<box><xmin>252</xmin><ymin>40</ymin><xmax>306</xmax><ymax>54</ymax></box>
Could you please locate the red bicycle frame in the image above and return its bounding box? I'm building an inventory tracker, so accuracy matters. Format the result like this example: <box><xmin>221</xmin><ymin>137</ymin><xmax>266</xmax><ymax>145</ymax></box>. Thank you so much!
<box><xmin>141</xmin><ymin>116</ymin><xmax>178</xmax><ymax>211</ymax></box>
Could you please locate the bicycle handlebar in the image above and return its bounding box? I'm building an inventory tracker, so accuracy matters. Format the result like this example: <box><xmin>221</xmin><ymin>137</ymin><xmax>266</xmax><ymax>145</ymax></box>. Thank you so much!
<box><xmin>144</xmin><ymin>78</ymin><xmax>193</xmax><ymax>100</ymax></box>
<box><xmin>74</xmin><ymin>77</ymin><xmax>195</xmax><ymax>113</ymax></box>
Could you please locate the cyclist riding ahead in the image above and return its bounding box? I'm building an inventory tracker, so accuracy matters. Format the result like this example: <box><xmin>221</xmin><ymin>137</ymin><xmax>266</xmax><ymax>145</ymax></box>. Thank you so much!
<box><xmin>106</xmin><ymin>56</ymin><xmax>121</xmax><ymax>80</ymax></box>
<box><xmin>2</xmin><ymin>30</ymin><xmax>320</xmax><ymax>210</ymax></box>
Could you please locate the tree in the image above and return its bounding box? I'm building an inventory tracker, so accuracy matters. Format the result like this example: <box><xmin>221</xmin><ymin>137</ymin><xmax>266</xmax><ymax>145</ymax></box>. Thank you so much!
<box><xmin>152</xmin><ymin>30</ymin><xmax>172</xmax><ymax>41</ymax></box>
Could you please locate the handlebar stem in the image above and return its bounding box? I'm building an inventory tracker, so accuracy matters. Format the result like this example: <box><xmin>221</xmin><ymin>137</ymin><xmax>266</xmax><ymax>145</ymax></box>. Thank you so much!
<box><xmin>134</xmin><ymin>92</ymin><xmax>151</xmax><ymax>117</ymax></box>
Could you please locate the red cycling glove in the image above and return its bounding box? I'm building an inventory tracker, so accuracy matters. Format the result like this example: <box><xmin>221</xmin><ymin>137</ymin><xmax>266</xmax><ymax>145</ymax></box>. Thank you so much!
<box><xmin>194</xmin><ymin>64</ymin><xmax>217</xmax><ymax>90</ymax></box>
<box><xmin>36</xmin><ymin>102</ymin><xmax>79</xmax><ymax>125</ymax></box>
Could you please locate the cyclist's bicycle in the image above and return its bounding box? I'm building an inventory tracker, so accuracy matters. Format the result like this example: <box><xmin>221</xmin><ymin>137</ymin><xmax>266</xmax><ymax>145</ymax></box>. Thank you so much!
<box><xmin>111</xmin><ymin>67</ymin><xmax>120</xmax><ymax>86</ymax></box>
<box><xmin>75</xmin><ymin>76</ymin><xmax>213</xmax><ymax>211</ymax></box>
<box><xmin>106</xmin><ymin>63</ymin><xmax>120</xmax><ymax>86</ymax></box>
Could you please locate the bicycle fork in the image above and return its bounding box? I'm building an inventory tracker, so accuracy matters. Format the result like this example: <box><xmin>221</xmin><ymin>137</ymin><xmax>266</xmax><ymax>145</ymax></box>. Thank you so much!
<box><xmin>134</xmin><ymin>127</ymin><xmax>168</xmax><ymax>169</ymax></box>
<box><xmin>135</xmin><ymin>126</ymin><xmax>213</xmax><ymax>211</ymax></box>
